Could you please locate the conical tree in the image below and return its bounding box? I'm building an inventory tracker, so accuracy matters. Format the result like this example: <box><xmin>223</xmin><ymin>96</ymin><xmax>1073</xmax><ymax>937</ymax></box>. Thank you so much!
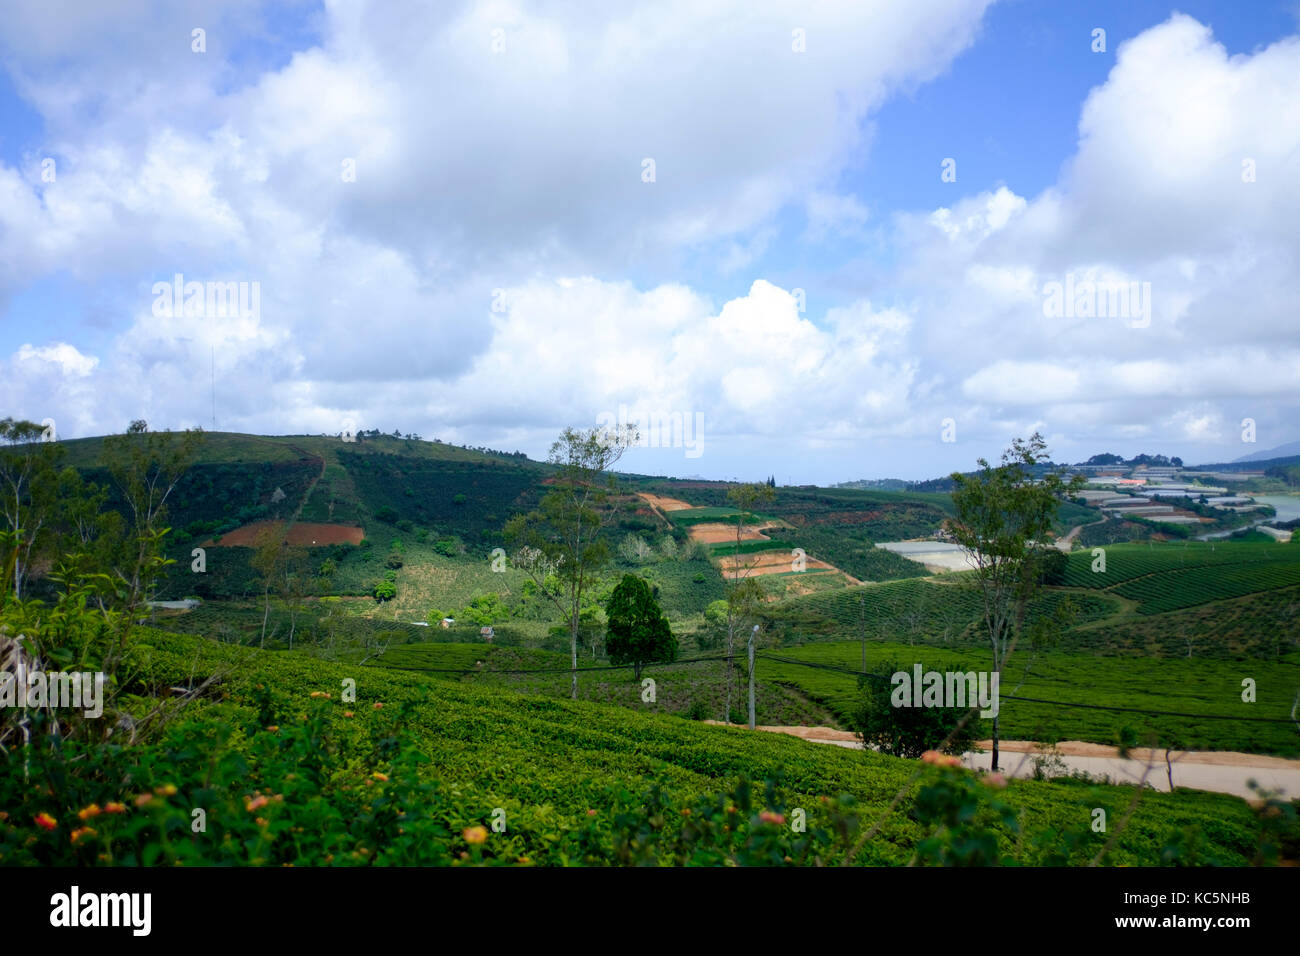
<box><xmin>605</xmin><ymin>574</ymin><xmax>677</xmax><ymax>680</ymax></box>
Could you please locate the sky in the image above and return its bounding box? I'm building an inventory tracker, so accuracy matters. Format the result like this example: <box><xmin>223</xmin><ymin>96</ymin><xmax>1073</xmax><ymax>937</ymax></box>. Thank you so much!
<box><xmin>2</xmin><ymin>0</ymin><xmax>1298</xmax><ymax>483</ymax></box>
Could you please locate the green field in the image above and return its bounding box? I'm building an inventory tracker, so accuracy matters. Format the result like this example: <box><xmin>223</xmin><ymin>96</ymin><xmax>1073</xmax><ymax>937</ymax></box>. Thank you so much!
<box><xmin>98</xmin><ymin>629</ymin><xmax>1282</xmax><ymax>866</ymax></box>
<box><xmin>756</xmin><ymin>641</ymin><xmax>1300</xmax><ymax>757</ymax></box>
<box><xmin>1059</xmin><ymin>540</ymin><xmax>1300</xmax><ymax>613</ymax></box>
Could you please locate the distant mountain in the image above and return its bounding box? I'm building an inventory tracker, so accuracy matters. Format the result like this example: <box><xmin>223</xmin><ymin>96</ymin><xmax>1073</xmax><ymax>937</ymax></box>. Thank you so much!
<box><xmin>1234</xmin><ymin>440</ymin><xmax>1300</xmax><ymax>463</ymax></box>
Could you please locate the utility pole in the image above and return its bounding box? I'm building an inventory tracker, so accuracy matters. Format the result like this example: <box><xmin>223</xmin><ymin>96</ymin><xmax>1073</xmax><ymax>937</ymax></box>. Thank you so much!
<box><xmin>748</xmin><ymin>624</ymin><xmax>758</xmax><ymax>730</ymax></box>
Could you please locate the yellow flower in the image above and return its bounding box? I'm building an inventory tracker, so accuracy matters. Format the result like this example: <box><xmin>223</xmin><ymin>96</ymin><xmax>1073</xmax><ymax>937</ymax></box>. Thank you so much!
<box><xmin>104</xmin><ymin>802</ymin><xmax>126</xmax><ymax>814</ymax></box>
<box><xmin>70</xmin><ymin>826</ymin><xmax>96</xmax><ymax>844</ymax></box>
<box><xmin>154</xmin><ymin>784</ymin><xmax>178</xmax><ymax>797</ymax></box>
<box><xmin>35</xmin><ymin>812</ymin><xmax>57</xmax><ymax>831</ymax></box>
<box><xmin>371</xmin><ymin>772</ymin><xmax>389</xmax><ymax>782</ymax></box>
<box><xmin>78</xmin><ymin>804</ymin><xmax>102</xmax><ymax>821</ymax></box>
<box><xmin>134</xmin><ymin>793</ymin><xmax>153</xmax><ymax>808</ymax></box>
<box><xmin>463</xmin><ymin>826</ymin><xmax>488</xmax><ymax>845</ymax></box>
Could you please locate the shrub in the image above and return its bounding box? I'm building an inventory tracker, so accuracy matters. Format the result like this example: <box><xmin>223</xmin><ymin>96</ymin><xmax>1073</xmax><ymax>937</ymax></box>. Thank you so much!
<box><xmin>849</xmin><ymin>661</ymin><xmax>979</xmax><ymax>760</ymax></box>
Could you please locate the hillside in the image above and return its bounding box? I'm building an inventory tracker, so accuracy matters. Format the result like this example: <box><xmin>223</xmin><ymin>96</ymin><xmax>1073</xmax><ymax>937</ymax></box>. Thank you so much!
<box><xmin>3</xmin><ymin>627</ymin><xmax>1281</xmax><ymax>867</ymax></box>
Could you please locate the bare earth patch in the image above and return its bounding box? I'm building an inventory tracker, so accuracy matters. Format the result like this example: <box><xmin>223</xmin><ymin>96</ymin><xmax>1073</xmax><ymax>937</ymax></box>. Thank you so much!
<box><xmin>719</xmin><ymin>549</ymin><xmax>847</xmax><ymax>580</ymax></box>
<box><xmin>205</xmin><ymin>521</ymin><xmax>364</xmax><ymax>547</ymax></box>
<box><xmin>688</xmin><ymin>522</ymin><xmax>779</xmax><ymax>545</ymax></box>
<box><xmin>637</xmin><ymin>492</ymin><xmax>694</xmax><ymax>512</ymax></box>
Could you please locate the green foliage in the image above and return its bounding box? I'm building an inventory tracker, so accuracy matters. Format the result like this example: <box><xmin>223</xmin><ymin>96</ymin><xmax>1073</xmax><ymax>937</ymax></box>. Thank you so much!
<box><xmin>850</xmin><ymin>662</ymin><xmax>980</xmax><ymax>759</ymax></box>
<box><xmin>374</xmin><ymin>580</ymin><xmax>397</xmax><ymax>602</ymax></box>
<box><xmin>460</xmin><ymin>592</ymin><xmax>507</xmax><ymax>626</ymax></box>
<box><xmin>605</xmin><ymin>574</ymin><xmax>678</xmax><ymax>677</ymax></box>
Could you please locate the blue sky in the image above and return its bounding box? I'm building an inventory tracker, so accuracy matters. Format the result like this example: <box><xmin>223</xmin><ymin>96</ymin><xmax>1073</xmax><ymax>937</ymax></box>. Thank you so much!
<box><xmin>2</xmin><ymin>1</ymin><xmax>1298</xmax><ymax>481</ymax></box>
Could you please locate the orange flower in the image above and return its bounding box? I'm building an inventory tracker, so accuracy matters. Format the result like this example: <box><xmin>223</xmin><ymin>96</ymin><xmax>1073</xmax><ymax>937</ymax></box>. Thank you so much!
<box><xmin>985</xmin><ymin>772</ymin><xmax>1008</xmax><ymax>789</ymax></box>
<box><xmin>154</xmin><ymin>783</ymin><xmax>178</xmax><ymax>797</ymax></box>
<box><xmin>134</xmin><ymin>793</ymin><xmax>154</xmax><ymax>808</ymax></box>
<box><xmin>245</xmin><ymin>794</ymin><xmax>270</xmax><ymax>812</ymax></box>
<box><xmin>70</xmin><ymin>826</ymin><xmax>96</xmax><ymax>844</ymax></box>
<box><xmin>758</xmin><ymin>811</ymin><xmax>785</xmax><ymax>826</ymax></box>
<box><xmin>310</xmin><ymin>691</ymin><xmax>328</xmax><ymax>699</ymax></box>
<box><xmin>373</xmin><ymin>702</ymin><xmax>383</xmax><ymax>710</ymax></box>
<box><xmin>343</xmin><ymin>711</ymin><xmax>354</xmax><ymax>718</ymax></box>
<box><xmin>78</xmin><ymin>804</ymin><xmax>102</xmax><ymax>821</ymax></box>
<box><xmin>104</xmin><ymin>802</ymin><xmax>127</xmax><ymax>814</ymax></box>
<box><xmin>586</xmin><ymin>809</ymin><xmax>598</xmax><ymax>816</ymax></box>
<box><xmin>266</xmin><ymin>725</ymin><xmax>279</xmax><ymax>732</ymax></box>
<box><xmin>463</xmin><ymin>826</ymin><xmax>488</xmax><ymax>845</ymax></box>
<box><xmin>34</xmin><ymin>812</ymin><xmax>57</xmax><ymax>831</ymax></box>
<box><xmin>680</xmin><ymin>808</ymin><xmax>692</xmax><ymax>817</ymax></box>
<box><xmin>0</xmin><ymin>811</ymin><xmax>9</xmax><ymax>822</ymax></box>
<box><xmin>371</xmin><ymin>772</ymin><xmax>389</xmax><ymax>782</ymax></box>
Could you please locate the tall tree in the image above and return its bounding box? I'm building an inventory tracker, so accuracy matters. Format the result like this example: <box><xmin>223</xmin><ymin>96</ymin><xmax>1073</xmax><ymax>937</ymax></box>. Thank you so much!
<box><xmin>0</xmin><ymin>418</ymin><xmax>64</xmax><ymax>598</ymax></box>
<box><xmin>506</xmin><ymin>424</ymin><xmax>636</xmax><ymax>698</ymax></box>
<box><xmin>721</xmin><ymin>482</ymin><xmax>775</xmax><ymax>723</ymax></box>
<box><xmin>249</xmin><ymin>521</ymin><xmax>289</xmax><ymax>648</ymax></box>
<box><xmin>605</xmin><ymin>573</ymin><xmax>677</xmax><ymax>680</ymax></box>
<box><xmin>103</xmin><ymin>423</ymin><xmax>204</xmax><ymax>613</ymax></box>
<box><xmin>946</xmin><ymin>433</ymin><xmax>1083</xmax><ymax>770</ymax></box>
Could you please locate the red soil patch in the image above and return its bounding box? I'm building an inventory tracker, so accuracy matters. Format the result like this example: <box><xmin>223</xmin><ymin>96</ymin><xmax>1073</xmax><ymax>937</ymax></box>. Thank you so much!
<box><xmin>205</xmin><ymin>521</ymin><xmax>364</xmax><ymax>548</ymax></box>
<box><xmin>719</xmin><ymin>549</ymin><xmax>843</xmax><ymax>579</ymax></box>
<box><xmin>688</xmin><ymin>522</ymin><xmax>777</xmax><ymax>545</ymax></box>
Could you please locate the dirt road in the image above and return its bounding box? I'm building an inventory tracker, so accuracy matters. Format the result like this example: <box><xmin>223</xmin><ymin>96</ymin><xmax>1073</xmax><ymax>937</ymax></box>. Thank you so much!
<box><xmin>715</xmin><ymin>724</ymin><xmax>1300</xmax><ymax>800</ymax></box>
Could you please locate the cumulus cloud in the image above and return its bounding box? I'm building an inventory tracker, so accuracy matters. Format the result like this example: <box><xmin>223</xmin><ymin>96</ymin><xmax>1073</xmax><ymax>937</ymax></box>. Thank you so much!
<box><xmin>2</xmin><ymin>6</ymin><xmax>1299</xmax><ymax>477</ymax></box>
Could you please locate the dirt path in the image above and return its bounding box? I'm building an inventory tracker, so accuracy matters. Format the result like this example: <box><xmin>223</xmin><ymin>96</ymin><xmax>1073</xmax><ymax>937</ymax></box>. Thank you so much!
<box><xmin>1056</xmin><ymin>518</ymin><xmax>1106</xmax><ymax>551</ymax></box>
<box><xmin>725</xmin><ymin>725</ymin><xmax>1300</xmax><ymax>800</ymax></box>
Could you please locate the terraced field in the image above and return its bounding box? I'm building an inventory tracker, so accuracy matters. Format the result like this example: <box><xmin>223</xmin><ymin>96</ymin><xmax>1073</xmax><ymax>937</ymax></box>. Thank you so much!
<box><xmin>1060</xmin><ymin>541</ymin><xmax>1300</xmax><ymax>613</ymax></box>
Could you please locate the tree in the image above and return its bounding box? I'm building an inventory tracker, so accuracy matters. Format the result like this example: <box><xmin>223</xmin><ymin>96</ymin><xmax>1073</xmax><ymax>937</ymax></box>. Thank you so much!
<box><xmin>946</xmin><ymin>433</ymin><xmax>1083</xmax><ymax>770</ymax></box>
<box><xmin>850</xmin><ymin>660</ymin><xmax>978</xmax><ymax>759</ymax></box>
<box><xmin>505</xmin><ymin>424</ymin><xmax>637</xmax><ymax>698</ymax></box>
<box><xmin>276</xmin><ymin>545</ymin><xmax>312</xmax><ymax>650</ymax></box>
<box><xmin>720</xmin><ymin>482</ymin><xmax>775</xmax><ymax>722</ymax></box>
<box><xmin>249</xmin><ymin>522</ymin><xmax>288</xmax><ymax>647</ymax></box>
<box><xmin>0</xmin><ymin>418</ymin><xmax>65</xmax><ymax>598</ymax></box>
<box><xmin>461</xmin><ymin>592</ymin><xmax>506</xmax><ymax>626</ymax></box>
<box><xmin>103</xmin><ymin>424</ymin><xmax>204</xmax><ymax>613</ymax></box>
<box><xmin>605</xmin><ymin>574</ymin><xmax>677</xmax><ymax>679</ymax></box>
